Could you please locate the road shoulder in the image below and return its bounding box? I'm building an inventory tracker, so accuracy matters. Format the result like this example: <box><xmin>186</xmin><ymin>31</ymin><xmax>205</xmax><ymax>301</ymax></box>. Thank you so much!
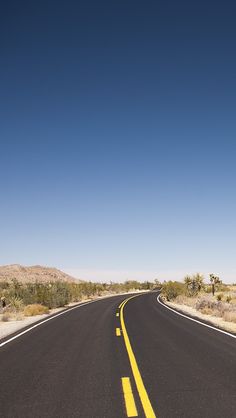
<box><xmin>159</xmin><ymin>295</ymin><xmax>236</xmax><ymax>336</ymax></box>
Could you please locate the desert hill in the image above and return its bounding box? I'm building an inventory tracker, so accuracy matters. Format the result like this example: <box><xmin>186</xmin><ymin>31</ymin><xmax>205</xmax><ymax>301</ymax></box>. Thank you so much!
<box><xmin>0</xmin><ymin>264</ymin><xmax>81</xmax><ymax>283</ymax></box>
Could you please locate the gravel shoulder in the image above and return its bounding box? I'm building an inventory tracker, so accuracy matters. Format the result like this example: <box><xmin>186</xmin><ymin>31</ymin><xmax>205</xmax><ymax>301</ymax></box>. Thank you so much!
<box><xmin>165</xmin><ymin>299</ymin><xmax>236</xmax><ymax>334</ymax></box>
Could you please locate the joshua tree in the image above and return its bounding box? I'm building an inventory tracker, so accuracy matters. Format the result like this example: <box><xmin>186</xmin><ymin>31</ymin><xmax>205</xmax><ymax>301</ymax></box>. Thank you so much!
<box><xmin>154</xmin><ymin>278</ymin><xmax>162</xmax><ymax>290</ymax></box>
<box><xmin>184</xmin><ymin>273</ymin><xmax>204</xmax><ymax>296</ymax></box>
<box><xmin>184</xmin><ymin>275</ymin><xmax>192</xmax><ymax>294</ymax></box>
<box><xmin>194</xmin><ymin>273</ymin><xmax>204</xmax><ymax>292</ymax></box>
<box><xmin>209</xmin><ymin>273</ymin><xmax>221</xmax><ymax>296</ymax></box>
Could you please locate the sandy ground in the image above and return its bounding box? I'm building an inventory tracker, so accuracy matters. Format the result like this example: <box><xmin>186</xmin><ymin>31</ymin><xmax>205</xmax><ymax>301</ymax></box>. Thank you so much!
<box><xmin>165</xmin><ymin>300</ymin><xmax>236</xmax><ymax>334</ymax></box>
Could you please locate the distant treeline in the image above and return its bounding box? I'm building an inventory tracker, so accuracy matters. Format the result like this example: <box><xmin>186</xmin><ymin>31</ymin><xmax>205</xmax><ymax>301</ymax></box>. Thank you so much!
<box><xmin>0</xmin><ymin>278</ymin><xmax>161</xmax><ymax>310</ymax></box>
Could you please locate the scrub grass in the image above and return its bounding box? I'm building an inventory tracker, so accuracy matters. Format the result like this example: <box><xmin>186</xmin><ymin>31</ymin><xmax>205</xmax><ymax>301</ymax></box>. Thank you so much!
<box><xmin>23</xmin><ymin>304</ymin><xmax>49</xmax><ymax>316</ymax></box>
<box><xmin>168</xmin><ymin>288</ymin><xmax>236</xmax><ymax>324</ymax></box>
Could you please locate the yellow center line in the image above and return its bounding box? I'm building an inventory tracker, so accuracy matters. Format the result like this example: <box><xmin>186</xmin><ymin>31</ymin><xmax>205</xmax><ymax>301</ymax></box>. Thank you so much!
<box><xmin>116</xmin><ymin>327</ymin><xmax>121</xmax><ymax>336</ymax></box>
<box><xmin>119</xmin><ymin>294</ymin><xmax>142</xmax><ymax>310</ymax></box>
<box><xmin>122</xmin><ymin>377</ymin><xmax>138</xmax><ymax>417</ymax></box>
<box><xmin>118</xmin><ymin>299</ymin><xmax>127</xmax><ymax>309</ymax></box>
<box><xmin>120</xmin><ymin>295</ymin><xmax>156</xmax><ymax>418</ymax></box>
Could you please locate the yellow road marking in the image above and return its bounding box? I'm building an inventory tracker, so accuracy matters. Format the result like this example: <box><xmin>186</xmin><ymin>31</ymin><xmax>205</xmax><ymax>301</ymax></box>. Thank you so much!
<box><xmin>116</xmin><ymin>327</ymin><xmax>121</xmax><ymax>336</ymax></box>
<box><xmin>119</xmin><ymin>299</ymin><xmax>126</xmax><ymax>309</ymax></box>
<box><xmin>118</xmin><ymin>293</ymin><xmax>147</xmax><ymax>310</ymax></box>
<box><xmin>120</xmin><ymin>296</ymin><xmax>156</xmax><ymax>418</ymax></box>
<box><xmin>116</xmin><ymin>312</ymin><xmax>120</xmax><ymax>317</ymax></box>
<box><xmin>122</xmin><ymin>377</ymin><xmax>138</xmax><ymax>417</ymax></box>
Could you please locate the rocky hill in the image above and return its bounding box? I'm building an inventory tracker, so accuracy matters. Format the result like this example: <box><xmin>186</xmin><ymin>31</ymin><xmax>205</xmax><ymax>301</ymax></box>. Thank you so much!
<box><xmin>0</xmin><ymin>264</ymin><xmax>81</xmax><ymax>283</ymax></box>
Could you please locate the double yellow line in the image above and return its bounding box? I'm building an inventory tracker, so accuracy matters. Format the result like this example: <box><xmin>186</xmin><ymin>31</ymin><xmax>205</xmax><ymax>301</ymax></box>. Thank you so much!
<box><xmin>118</xmin><ymin>295</ymin><xmax>156</xmax><ymax>418</ymax></box>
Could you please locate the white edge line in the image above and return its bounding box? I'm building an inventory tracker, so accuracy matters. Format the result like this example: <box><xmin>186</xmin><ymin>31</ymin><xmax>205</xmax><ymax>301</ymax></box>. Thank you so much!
<box><xmin>0</xmin><ymin>292</ymin><xmax>132</xmax><ymax>349</ymax></box>
<box><xmin>0</xmin><ymin>300</ymin><xmax>94</xmax><ymax>348</ymax></box>
<box><xmin>157</xmin><ymin>294</ymin><xmax>236</xmax><ymax>340</ymax></box>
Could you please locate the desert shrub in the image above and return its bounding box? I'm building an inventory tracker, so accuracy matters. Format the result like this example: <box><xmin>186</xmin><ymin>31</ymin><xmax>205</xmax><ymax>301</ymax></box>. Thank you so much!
<box><xmin>8</xmin><ymin>296</ymin><xmax>24</xmax><ymax>312</ymax></box>
<box><xmin>18</xmin><ymin>281</ymin><xmax>70</xmax><ymax>308</ymax></box>
<box><xmin>196</xmin><ymin>297</ymin><xmax>219</xmax><ymax>312</ymax></box>
<box><xmin>226</xmin><ymin>295</ymin><xmax>232</xmax><ymax>303</ymax></box>
<box><xmin>162</xmin><ymin>281</ymin><xmax>185</xmax><ymax>301</ymax></box>
<box><xmin>217</xmin><ymin>293</ymin><xmax>223</xmax><ymax>301</ymax></box>
<box><xmin>223</xmin><ymin>311</ymin><xmax>236</xmax><ymax>323</ymax></box>
<box><xmin>195</xmin><ymin>294</ymin><xmax>236</xmax><ymax>321</ymax></box>
<box><xmin>175</xmin><ymin>294</ymin><xmax>197</xmax><ymax>307</ymax></box>
<box><xmin>199</xmin><ymin>307</ymin><xmax>214</xmax><ymax>315</ymax></box>
<box><xmin>23</xmin><ymin>304</ymin><xmax>49</xmax><ymax>316</ymax></box>
<box><xmin>217</xmin><ymin>283</ymin><xmax>228</xmax><ymax>292</ymax></box>
<box><xmin>0</xmin><ymin>278</ymin><xmax>159</xmax><ymax>310</ymax></box>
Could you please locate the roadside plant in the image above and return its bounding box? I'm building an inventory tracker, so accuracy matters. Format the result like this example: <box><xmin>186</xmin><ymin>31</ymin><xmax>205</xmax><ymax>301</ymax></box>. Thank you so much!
<box><xmin>226</xmin><ymin>295</ymin><xmax>232</xmax><ymax>303</ymax></box>
<box><xmin>23</xmin><ymin>304</ymin><xmax>49</xmax><ymax>316</ymax></box>
<box><xmin>184</xmin><ymin>273</ymin><xmax>204</xmax><ymax>296</ymax></box>
<box><xmin>162</xmin><ymin>281</ymin><xmax>185</xmax><ymax>301</ymax></box>
<box><xmin>8</xmin><ymin>296</ymin><xmax>24</xmax><ymax>312</ymax></box>
<box><xmin>209</xmin><ymin>274</ymin><xmax>221</xmax><ymax>296</ymax></box>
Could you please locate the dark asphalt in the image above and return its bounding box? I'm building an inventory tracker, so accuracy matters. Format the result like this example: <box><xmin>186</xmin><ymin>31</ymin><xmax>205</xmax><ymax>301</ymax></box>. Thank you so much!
<box><xmin>0</xmin><ymin>292</ymin><xmax>236</xmax><ymax>418</ymax></box>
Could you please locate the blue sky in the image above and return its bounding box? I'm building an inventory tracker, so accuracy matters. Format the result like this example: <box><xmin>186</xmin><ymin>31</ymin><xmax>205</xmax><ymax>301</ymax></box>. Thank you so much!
<box><xmin>1</xmin><ymin>1</ymin><xmax>236</xmax><ymax>282</ymax></box>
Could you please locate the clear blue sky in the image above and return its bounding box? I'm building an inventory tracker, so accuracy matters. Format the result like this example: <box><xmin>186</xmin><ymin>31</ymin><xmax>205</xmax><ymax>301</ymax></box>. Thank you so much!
<box><xmin>1</xmin><ymin>1</ymin><xmax>236</xmax><ymax>282</ymax></box>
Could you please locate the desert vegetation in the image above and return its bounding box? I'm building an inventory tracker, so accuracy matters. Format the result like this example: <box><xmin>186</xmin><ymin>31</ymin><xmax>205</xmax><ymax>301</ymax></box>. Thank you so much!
<box><xmin>0</xmin><ymin>277</ymin><xmax>159</xmax><ymax>320</ymax></box>
<box><xmin>161</xmin><ymin>274</ymin><xmax>236</xmax><ymax>325</ymax></box>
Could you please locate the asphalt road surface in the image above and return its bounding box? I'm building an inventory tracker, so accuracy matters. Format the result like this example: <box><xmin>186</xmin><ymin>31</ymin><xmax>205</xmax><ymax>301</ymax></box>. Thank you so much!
<box><xmin>0</xmin><ymin>292</ymin><xmax>236</xmax><ymax>418</ymax></box>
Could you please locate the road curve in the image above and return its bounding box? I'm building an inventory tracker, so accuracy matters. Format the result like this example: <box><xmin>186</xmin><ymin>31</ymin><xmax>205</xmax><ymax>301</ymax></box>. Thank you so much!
<box><xmin>0</xmin><ymin>292</ymin><xmax>236</xmax><ymax>417</ymax></box>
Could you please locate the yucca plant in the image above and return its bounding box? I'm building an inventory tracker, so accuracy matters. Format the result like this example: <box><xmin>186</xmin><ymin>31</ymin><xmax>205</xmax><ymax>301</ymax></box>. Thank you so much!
<box><xmin>8</xmin><ymin>296</ymin><xmax>24</xmax><ymax>312</ymax></box>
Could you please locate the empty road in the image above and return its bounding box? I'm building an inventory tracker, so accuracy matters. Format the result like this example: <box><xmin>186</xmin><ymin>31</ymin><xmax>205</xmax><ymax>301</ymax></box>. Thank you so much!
<box><xmin>0</xmin><ymin>292</ymin><xmax>236</xmax><ymax>417</ymax></box>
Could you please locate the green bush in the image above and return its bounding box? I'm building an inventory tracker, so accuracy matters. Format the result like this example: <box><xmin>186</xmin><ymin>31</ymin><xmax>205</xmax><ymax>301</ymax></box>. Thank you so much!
<box><xmin>0</xmin><ymin>278</ymin><xmax>157</xmax><ymax>310</ymax></box>
<box><xmin>162</xmin><ymin>281</ymin><xmax>185</xmax><ymax>301</ymax></box>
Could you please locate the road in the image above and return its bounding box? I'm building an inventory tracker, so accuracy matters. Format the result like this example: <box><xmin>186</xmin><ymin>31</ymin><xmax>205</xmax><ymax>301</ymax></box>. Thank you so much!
<box><xmin>0</xmin><ymin>292</ymin><xmax>236</xmax><ymax>418</ymax></box>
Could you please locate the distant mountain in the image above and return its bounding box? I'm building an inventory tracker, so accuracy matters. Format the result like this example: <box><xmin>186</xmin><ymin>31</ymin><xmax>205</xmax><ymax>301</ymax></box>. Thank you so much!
<box><xmin>0</xmin><ymin>264</ymin><xmax>82</xmax><ymax>283</ymax></box>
